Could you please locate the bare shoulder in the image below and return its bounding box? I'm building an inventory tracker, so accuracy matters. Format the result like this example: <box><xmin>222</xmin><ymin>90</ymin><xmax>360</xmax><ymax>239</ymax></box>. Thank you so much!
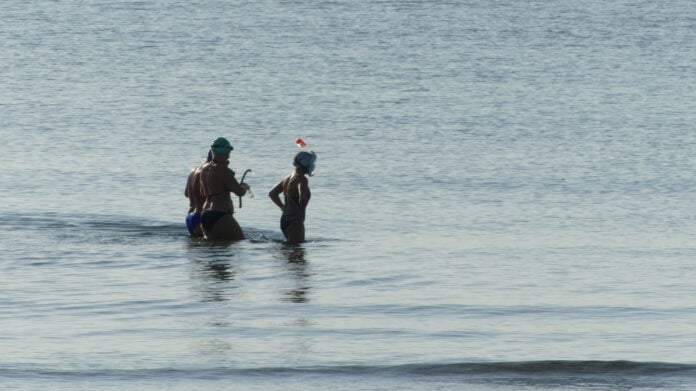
<box><xmin>281</xmin><ymin>173</ymin><xmax>294</xmax><ymax>185</ymax></box>
<box><xmin>288</xmin><ymin>173</ymin><xmax>308</xmax><ymax>186</ymax></box>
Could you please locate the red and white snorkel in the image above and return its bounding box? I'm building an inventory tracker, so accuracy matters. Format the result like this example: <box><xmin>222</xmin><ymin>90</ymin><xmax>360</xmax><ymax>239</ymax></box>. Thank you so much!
<box><xmin>294</xmin><ymin>138</ymin><xmax>317</xmax><ymax>176</ymax></box>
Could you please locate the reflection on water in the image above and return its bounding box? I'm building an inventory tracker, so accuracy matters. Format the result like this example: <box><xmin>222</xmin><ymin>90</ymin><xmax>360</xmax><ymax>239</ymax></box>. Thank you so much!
<box><xmin>186</xmin><ymin>240</ymin><xmax>314</xmax><ymax>303</ymax></box>
<box><xmin>279</xmin><ymin>244</ymin><xmax>312</xmax><ymax>304</ymax></box>
<box><xmin>206</xmin><ymin>262</ymin><xmax>235</xmax><ymax>281</ymax></box>
<box><xmin>190</xmin><ymin>258</ymin><xmax>238</xmax><ymax>302</ymax></box>
<box><xmin>283</xmin><ymin>244</ymin><xmax>306</xmax><ymax>263</ymax></box>
<box><xmin>186</xmin><ymin>239</ymin><xmax>240</xmax><ymax>300</ymax></box>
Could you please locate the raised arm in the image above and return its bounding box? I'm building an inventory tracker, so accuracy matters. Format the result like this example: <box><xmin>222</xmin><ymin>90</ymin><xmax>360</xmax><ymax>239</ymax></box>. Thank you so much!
<box><xmin>224</xmin><ymin>169</ymin><xmax>249</xmax><ymax>197</ymax></box>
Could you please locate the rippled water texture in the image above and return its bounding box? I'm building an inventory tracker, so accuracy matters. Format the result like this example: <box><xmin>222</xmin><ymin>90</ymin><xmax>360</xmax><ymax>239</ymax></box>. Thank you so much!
<box><xmin>1</xmin><ymin>0</ymin><xmax>695</xmax><ymax>390</ymax></box>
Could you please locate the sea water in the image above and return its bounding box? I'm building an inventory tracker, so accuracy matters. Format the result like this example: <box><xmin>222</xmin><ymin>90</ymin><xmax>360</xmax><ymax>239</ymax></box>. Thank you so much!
<box><xmin>1</xmin><ymin>1</ymin><xmax>695</xmax><ymax>390</ymax></box>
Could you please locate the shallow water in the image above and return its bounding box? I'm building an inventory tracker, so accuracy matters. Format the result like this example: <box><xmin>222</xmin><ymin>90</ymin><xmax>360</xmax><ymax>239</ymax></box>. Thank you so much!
<box><xmin>2</xmin><ymin>0</ymin><xmax>695</xmax><ymax>390</ymax></box>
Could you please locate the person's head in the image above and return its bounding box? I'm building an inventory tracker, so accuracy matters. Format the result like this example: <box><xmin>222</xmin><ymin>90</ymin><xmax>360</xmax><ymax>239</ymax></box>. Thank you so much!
<box><xmin>294</xmin><ymin>151</ymin><xmax>317</xmax><ymax>176</ymax></box>
<box><xmin>210</xmin><ymin>137</ymin><xmax>233</xmax><ymax>160</ymax></box>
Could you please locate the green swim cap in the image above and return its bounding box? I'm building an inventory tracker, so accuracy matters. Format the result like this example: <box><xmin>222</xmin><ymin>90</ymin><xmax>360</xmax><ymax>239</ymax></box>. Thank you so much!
<box><xmin>210</xmin><ymin>137</ymin><xmax>233</xmax><ymax>154</ymax></box>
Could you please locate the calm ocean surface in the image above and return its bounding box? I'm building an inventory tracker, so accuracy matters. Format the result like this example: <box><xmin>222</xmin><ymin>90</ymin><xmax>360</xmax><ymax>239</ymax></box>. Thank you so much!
<box><xmin>1</xmin><ymin>1</ymin><xmax>695</xmax><ymax>390</ymax></box>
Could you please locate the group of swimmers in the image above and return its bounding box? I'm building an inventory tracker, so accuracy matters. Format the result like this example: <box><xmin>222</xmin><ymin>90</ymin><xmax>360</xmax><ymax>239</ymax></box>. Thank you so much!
<box><xmin>184</xmin><ymin>137</ymin><xmax>317</xmax><ymax>244</ymax></box>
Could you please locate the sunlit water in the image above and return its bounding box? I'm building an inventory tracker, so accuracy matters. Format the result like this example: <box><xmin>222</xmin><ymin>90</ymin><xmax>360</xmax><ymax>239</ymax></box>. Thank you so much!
<box><xmin>1</xmin><ymin>1</ymin><xmax>695</xmax><ymax>390</ymax></box>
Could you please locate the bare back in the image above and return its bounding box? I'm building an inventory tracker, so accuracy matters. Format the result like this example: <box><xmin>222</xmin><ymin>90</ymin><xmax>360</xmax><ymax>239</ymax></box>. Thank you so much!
<box><xmin>283</xmin><ymin>173</ymin><xmax>310</xmax><ymax>215</ymax></box>
<box><xmin>185</xmin><ymin>163</ymin><xmax>207</xmax><ymax>214</ymax></box>
<box><xmin>269</xmin><ymin>169</ymin><xmax>312</xmax><ymax>244</ymax></box>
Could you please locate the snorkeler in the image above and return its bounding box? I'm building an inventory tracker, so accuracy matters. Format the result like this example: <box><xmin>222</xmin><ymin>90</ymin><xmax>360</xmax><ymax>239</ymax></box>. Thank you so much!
<box><xmin>184</xmin><ymin>150</ymin><xmax>212</xmax><ymax>237</ymax></box>
<box><xmin>198</xmin><ymin>137</ymin><xmax>251</xmax><ymax>241</ymax></box>
<box><xmin>268</xmin><ymin>151</ymin><xmax>317</xmax><ymax>244</ymax></box>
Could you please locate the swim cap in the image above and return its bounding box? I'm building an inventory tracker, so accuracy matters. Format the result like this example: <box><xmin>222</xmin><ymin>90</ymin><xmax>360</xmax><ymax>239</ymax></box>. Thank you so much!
<box><xmin>210</xmin><ymin>137</ymin><xmax>233</xmax><ymax>154</ymax></box>
<box><xmin>294</xmin><ymin>151</ymin><xmax>317</xmax><ymax>176</ymax></box>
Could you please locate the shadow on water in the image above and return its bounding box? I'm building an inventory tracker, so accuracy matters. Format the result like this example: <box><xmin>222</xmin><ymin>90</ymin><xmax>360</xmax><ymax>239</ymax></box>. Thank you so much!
<box><xmin>188</xmin><ymin>243</ymin><xmax>240</xmax><ymax>302</ymax></box>
<box><xmin>183</xmin><ymin>228</ymin><xmax>318</xmax><ymax>304</ymax></box>
<box><xmin>190</xmin><ymin>258</ymin><xmax>239</xmax><ymax>302</ymax></box>
<box><xmin>277</xmin><ymin>244</ymin><xmax>312</xmax><ymax>304</ymax></box>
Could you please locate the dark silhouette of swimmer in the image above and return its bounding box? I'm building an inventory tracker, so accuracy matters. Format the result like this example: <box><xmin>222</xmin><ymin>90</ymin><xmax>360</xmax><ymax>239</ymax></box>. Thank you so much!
<box><xmin>199</xmin><ymin>137</ymin><xmax>250</xmax><ymax>241</ymax></box>
<box><xmin>269</xmin><ymin>151</ymin><xmax>316</xmax><ymax>244</ymax></box>
<box><xmin>185</xmin><ymin>151</ymin><xmax>212</xmax><ymax>237</ymax></box>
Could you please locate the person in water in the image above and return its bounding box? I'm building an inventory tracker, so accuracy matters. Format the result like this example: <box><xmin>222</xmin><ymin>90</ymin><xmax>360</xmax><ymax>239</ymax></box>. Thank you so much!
<box><xmin>199</xmin><ymin>137</ymin><xmax>250</xmax><ymax>241</ymax></box>
<box><xmin>268</xmin><ymin>151</ymin><xmax>316</xmax><ymax>244</ymax></box>
<box><xmin>184</xmin><ymin>150</ymin><xmax>212</xmax><ymax>237</ymax></box>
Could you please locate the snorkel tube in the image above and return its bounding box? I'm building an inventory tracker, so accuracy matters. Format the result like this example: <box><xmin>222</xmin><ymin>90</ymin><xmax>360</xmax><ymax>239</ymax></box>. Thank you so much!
<box><xmin>294</xmin><ymin>138</ymin><xmax>317</xmax><ymax>176</ymax></box>
<box><xmin>239</xmin><ymin>169</ymin><xmax>252</xmax><ymax>208</ymax></box>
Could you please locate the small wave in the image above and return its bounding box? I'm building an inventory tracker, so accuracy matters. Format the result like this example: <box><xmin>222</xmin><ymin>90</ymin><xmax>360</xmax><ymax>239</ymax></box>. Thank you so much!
<box><xmin>0</xmin><ymin>212</ymin><xmax>333</xmax><ymax>244</ymax></box>
<box><xmin>2</xmin><ymin>361</ymin><xmax>695</xmax><ymax>381</ymax></box>
<box><xmin>0</xmin><ymin>211</ymin><xmax>185</xmax><ymax>238</ymax></box>
<box><xmin>390</xmin><ymin>360</ymin><xmax>696</xmax><ymax>376</ymax></box>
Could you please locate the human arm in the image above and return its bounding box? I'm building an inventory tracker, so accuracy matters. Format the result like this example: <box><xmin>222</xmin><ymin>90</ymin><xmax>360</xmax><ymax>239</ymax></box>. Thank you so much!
<box><xmin>185</xmin><ymin>169</ymin><xmax>195</xmax><ymax>198</ymax></box>
<box><xmin>268</xmin><ymin>180</ymin><xmax>285</xmax><ymax>211</ymax></box>
<box><xmin>224</xmin><ymin>169</ymin><xmax>249</xmax><ymax>197</ymax></box>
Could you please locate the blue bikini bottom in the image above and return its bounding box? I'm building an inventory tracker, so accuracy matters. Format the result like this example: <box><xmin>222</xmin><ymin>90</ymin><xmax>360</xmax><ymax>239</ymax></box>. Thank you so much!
<box><xmin>185</xmin><ymin>213</ymin><xmax>201</xmax><ymax>235</ymax></box>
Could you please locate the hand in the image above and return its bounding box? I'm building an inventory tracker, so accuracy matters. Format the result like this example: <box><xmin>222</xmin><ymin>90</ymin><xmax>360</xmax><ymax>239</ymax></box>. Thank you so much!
<box><xmin>241</xmin><ymin>183</ymin><xmax>250</xmax><ymax>191</ymax></box>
